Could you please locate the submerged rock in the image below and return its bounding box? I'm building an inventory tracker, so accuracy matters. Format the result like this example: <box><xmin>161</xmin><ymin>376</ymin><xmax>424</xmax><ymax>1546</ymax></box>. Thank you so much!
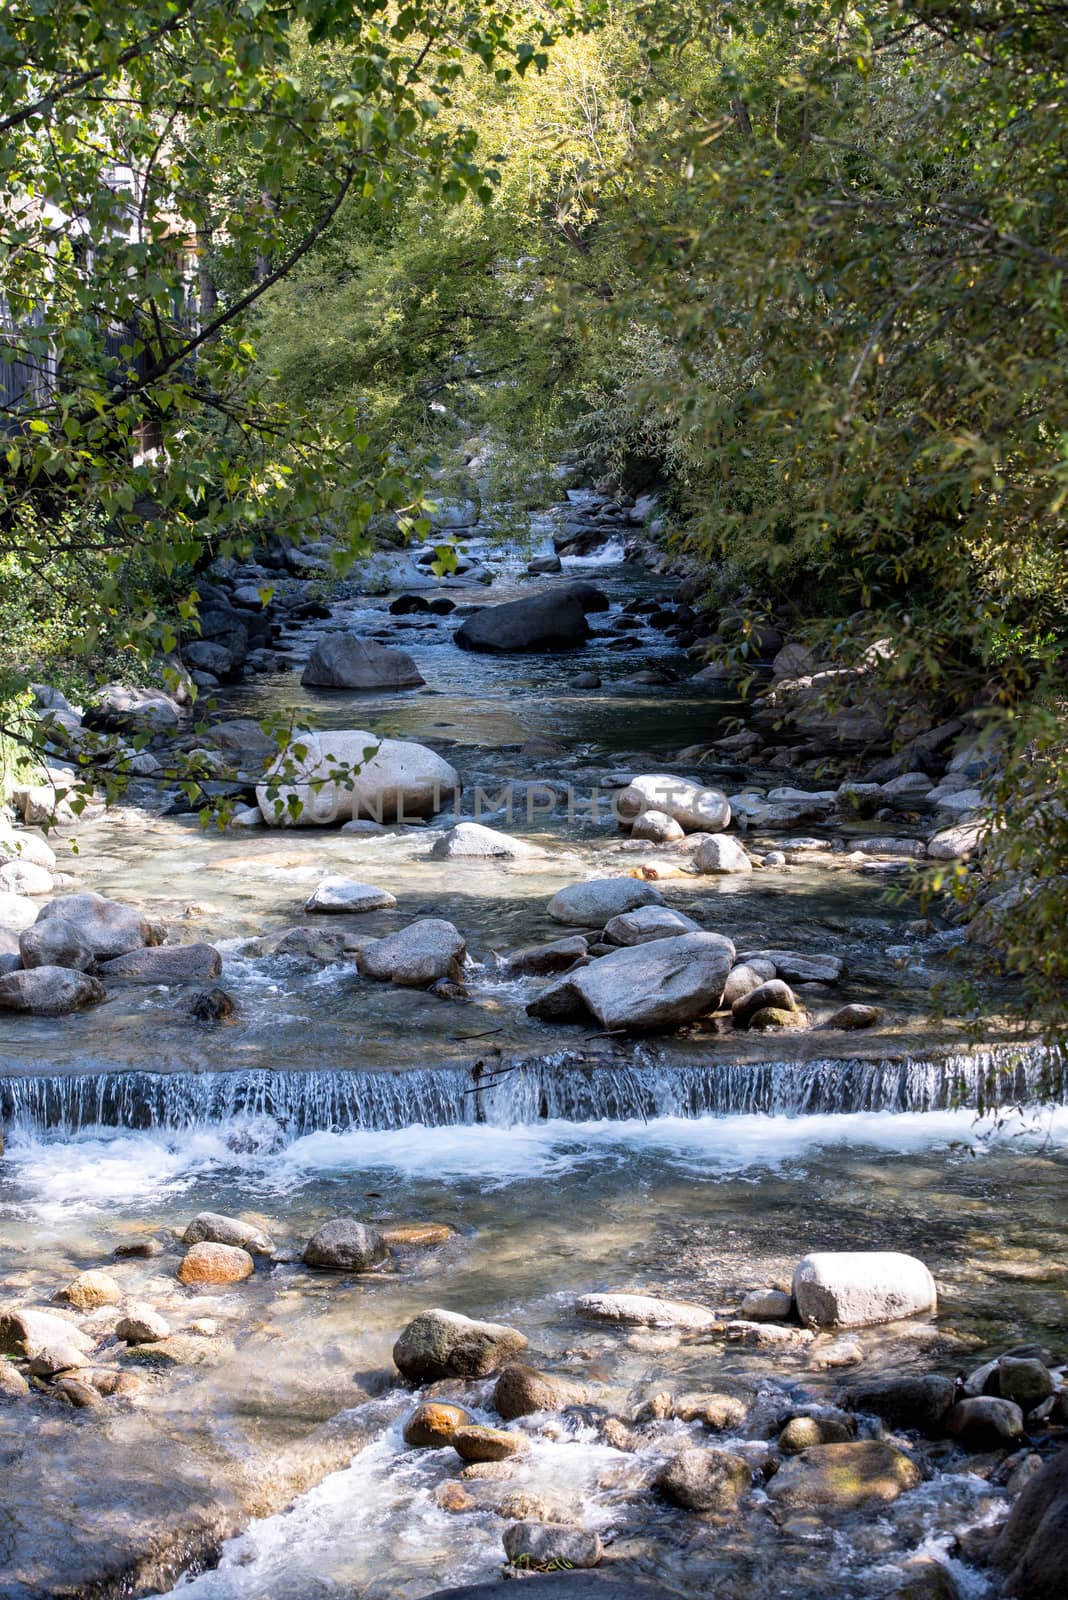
<box><xmin>576</xmin><ymin>1292</ymin><xmax>719</xmax><ymax>1330</ymax></box>
<box><xmin>655</xmin><ymin>1447</ymin><xmax>751</xmax><ymax>1512</ymax></box>
<box><xmin>793</xmin><ymin>1251</ymin><xmax>937</xmax><ymax>1329</ymax></box>
<box><xmin>0</xmin><ymin>965</ymin><xmax>106</xmax><ymax>1014</ymax></box>
<box><xmin>546</xmin><ymin>878</ymin><xmax>664</xmax><ymax>927</ymax></box>
<box><xmin>304</xmin><ymin>879</ymin><xmax>397</xmax><ymax>914</ymax></box>
<box><xmin>302</xmin><ymin>1219</ymin><xmax>388</xmax><ymax>1272</ymax></box>
<box><xmin>493</xmin><ymin>1364</ymin><xmax>589</xmax><ymax>1419</ymax></box>
<box><xmin>503</xmin><ymin>1521</ymin><xmax>603</xmax><ymax>1569</ymax></box>
<box><xmin>183</xmin><ymin>1212</ymin><xmax>274</xmax><ymax>1256</ymax></box>
<box><xmin>393</xmin><ymin>1309</ymin><xmax>528</xmax><ymax>1382</ymax></box>
<box><xmin>57</xmin><ymin>1270</ymin><xmax>121</xmax><ymax>1311</ymax></box>
<box><xmin>430</xmin><ymin>822</ymin><xmax>542</xmax><ymax>860</ymax></box>
<box><xmin>571</xmin><ymin>932</ymin><xmax>735</xmax><ymax>1030</ymax></box>
<box><xmin>768</xmin><ymin>1440</ymin><xmax>921</xmax><ymax>1510</ymax></box>
<box><xmin>358</xmin><ymin>919</ymin><xmax>466</xmax><ymax>987</ymax></box>
<box><xmin>301</xmin><ymin>635</ymin><xmax>425</xmax><ymax>690</ymax></box>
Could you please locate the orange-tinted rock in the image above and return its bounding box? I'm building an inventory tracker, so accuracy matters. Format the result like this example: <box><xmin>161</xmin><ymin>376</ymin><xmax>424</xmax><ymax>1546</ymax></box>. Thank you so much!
<box><xmin>403</xmin><ymin>1401</ymin><xmax>474</xmax><ymax>1448</ymax></box>
<box><xmin>177</xmin><ymin>1242</ymin><xmax>254</xmax><ymax>1286</ymax></box>
<box><xmin>382</xmin><ymin>1223</ymin><xmax>454</xmax><ymax>1248</ymax></box>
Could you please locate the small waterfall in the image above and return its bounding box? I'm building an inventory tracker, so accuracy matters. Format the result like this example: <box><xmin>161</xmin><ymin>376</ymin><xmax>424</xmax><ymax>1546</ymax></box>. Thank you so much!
<box><xmin>0</xmin><ymin>1045</ymin><xmax>1061</xmax><ymax>1137</ymax></box>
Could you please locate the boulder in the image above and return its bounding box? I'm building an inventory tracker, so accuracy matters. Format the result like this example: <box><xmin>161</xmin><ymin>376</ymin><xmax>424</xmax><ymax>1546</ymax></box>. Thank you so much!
<box><xmin>527</xmin><ymin>555</ymin><xmax>563</xmax><ymax>575</ymax></box>
<box><xmin>57</xmin><ymin>1270</ymin><xmax>121</xmax><ymax>1311</ymax></box>
<box><xmin>0</xmin><ymin>892</ymin><xmax>39</xmax><ymax>932</ymax></box>
<box><xmin>403</xmin><ymin>1402</ymin><xmax>474</xmax><ymax>1448</ymax></box>
<box><xmin>738</xmin><ymin>1288</ymin><xmax>793</xmax><ymax>1321</ymax></box>
<box><xmin>494</xmin><ymin>1364</ymin><xmax>589</xmax><ymax>1419</ymax></box>
<box><xmin>843</xmin><ymin>1375</ymin><xmax>956</xmax><ymax>1436</ymax></box>
<box><xmin>721</xmin><ymin>963</ymin><xmax>776</xmax><ymax>1008</ymax></box>
<box><xmin>182</xmin><ymin>1211</ymin><xmax>274</xmax><ymax>1256</ymax></box>
<box><xmin>302</xmin><ymin>1219</ymin><xmax>388</xmax><ymax>1272</ymax></box>
<box><xmin>304</xmin><ymin>879</ymin><xmax>398</xmax><ymax>914</ymax></box>
<box><xmin>602</xmin><ymin>905</ymin><xmax>701</xmax><ymax>945</ymax></box>
<box><xmin>692</xmin><ymin>834</ymin><xmax>753</xmax><ymax>874</ymax></box>
<box><xmin>36</xmin><ymin>891</ymin><xmax>153</xmax><ymax>959</ymax></box>
<box><xmin>455</xmin><ymin>591</ymin><xmax>591</xmax><ymax>653</ymax></box>
<box><xmin>991</xmin><ymin>1444</ymin><xmax>1068</xmax><ymax>1600</ymax></box>
<box><xmin>0</xmin><ymin>859</ymin><xmax>52</xmax><ymax>895</ymax></box>
<box><xmin>525</xmin><ymin>974</ymin><xmax>590</xmax><ymax>1022</ymax></box>
<box><xmin>358</xmin><ymin>918</ymin><xmax>466</xmax><ymax>987</ymax></box>
<box><xmin>630</xmin><ymin>809</ymin><xmax>685</xmax><ymax>844</ymax></box>
<box><xmin>767</xmin><ymin>1440</ymin><xmax>921</xmax><ymax>1510</ymax></box>
<box><xmin>100</xmin><ymin>944</ymin><xmax>222</xmax><ymax>984</ymax></box>
<box><xmin>732</xmin><ymin>979</ymin><xmax>797</xmax><ymax>1027</ymax></box>
<box><xmin>86</xmin><ymin>683</ymin><xmax>183</xmax><ymax>731</ymax></box>
<box><xmin>737</xmin><ymin>949</ymin><xmax>846</xmax><ymax>984</ymax></box>
<box><xmin>946</xmin><ymin>1396</ymin><xmax>1024</xmax><ymax>1448</ymax></box>
<box><xmin>430</xmin><ymin>823</ymin><xmax>542</xmax><ymax>860</ymax></box>
<box><xmin>503</xmin><ymin>1522</ymin><xmax>603</xmax><ymax>1570</ymax></box>
<box><xmin>793</xmin><ymin>1251</ymin><xmax>937</xmax><ymax>1329</ymax></box>
<box><xmin>617</xmin><ymin>774</ymin><xmax>731</xmax><ymax>834</ymax></box>
<box><xmin>0</xmin><ymin>966</ymin><xmax>106</xmax><ymax>1014</ymax></box>
<box><xmin>452</xmin><ymin>1425</ymin><xmax>525</xmax><ymax>1462</ymax></box>
<box><xmin>572</xmin><ymin>932</ymin><xmax>735</xmax><ymax>1030</ymax></box>
<box><xmin>0</xmin><ymin>1307</ymin><xmax>94</xmax><ymax>1361</ymax></box>
<box><xmin>422</xmin><ymin>1580</ymin><xmax>669</xmax><ymax>1600</ymax></box>
<box><xmin>575</xmin><ymin>1292</ymin><xmax>719</xmax><ymax>1330</ymax></box>
<box><xmin>20</xmin><ymin>919</ymin><xmax>96</xmax><ymax>972</ymax></box>
<box><xmin>0</xmin><ymin>1360</ymin><xmax>31</xmax><ymax>1398</ymax></box>
<box><xmin>393</xmin><ymin>1308</ymin><xmax>528</xmax><ymax>1382</ymax></box>
<box><xmin>998</xmin><ymin>1355</ymin><xmax>1055</xmax><ymax>1411</ymax></box>
<box><xmin>301</xmin><ymin>635</ymin><xmax>425</xmax><ymax>690</ymax></box>
<box><xmin>825</xmin><ymin>1004</ymin><xmax>881</xmax><ymax>1030</ymax></box>
<box><xmin>654</xmin><ymin>1448</ymin><xmax>751</xmax><ymax>1512</ymax></box>
<box><xmin>505</xmin><ymin>936</ymin><xmax>588</xmax><ymax>976</ymax></box>
<box><xmin>257</xmin><ymin>731</ymin><xmax>460</xmax><ymax>825</ymax></box>
<box><xmin>116</xmin><ymin>1305</ymin><xmax>171</xmax><ymax>1344</ymax></box>
<box><xmin>177</xmin><ymin>1242</ymin><xmax>255</xmax><ymax>1285</ymax></box>
<box><xmin>0</xmin><ymin>830</ymin><xmax>57</xmax><ymax>871</ymax></box>
<box><xmin>926</xmin><ymin>823</ymin><xmax>986</xmax><ymax>861</ymax></box>
<box><xmin>547</xmin><ymin>878</ymin><xmax>664</xmax><ymax>927</ymax></box>
<box><xmin>779</xmin><ymin>1417</ymin><xmax>853</xmax><ymax>1453</ymax></box>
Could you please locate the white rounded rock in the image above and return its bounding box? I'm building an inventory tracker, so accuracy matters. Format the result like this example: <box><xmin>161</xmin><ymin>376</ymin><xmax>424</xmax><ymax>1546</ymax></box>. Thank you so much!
<box><xmin>793</xmin><ymin>1251</ymin><xmax>937</xmax><ymax>1329</ymax></box>
<box><xmin>616</xmin><ymin>774</ymin><xmax>730</xmax><ymax>834</ymax></box>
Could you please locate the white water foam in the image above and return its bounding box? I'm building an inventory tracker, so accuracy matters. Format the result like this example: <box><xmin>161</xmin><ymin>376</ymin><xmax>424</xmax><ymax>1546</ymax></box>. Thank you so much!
<box><xmin>5</xmin><ymin>1106</ymin><xmax>1067</xmax><ymax>1218</ymax></box>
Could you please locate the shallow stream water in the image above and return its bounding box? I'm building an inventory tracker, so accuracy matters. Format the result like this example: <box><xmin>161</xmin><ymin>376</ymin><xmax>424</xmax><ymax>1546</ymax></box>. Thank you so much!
<box><xmin>1</xmin><ymin>518</ymin><xmax>1065</xmax><ymax>1600</ymax></box>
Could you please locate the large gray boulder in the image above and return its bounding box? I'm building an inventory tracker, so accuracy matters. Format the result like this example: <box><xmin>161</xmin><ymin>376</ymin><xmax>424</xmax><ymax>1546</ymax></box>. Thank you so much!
<box><xmin>20</xmin><ymin>919</ymin><xmax>96</xmax><ymax>972</ymax></box>
<box><xmin>602</xmin><ymin>905</ymin><xmax>701</xmax><ymax>945</ymax></box>
<box><xmin>454</xmin><ymin>590</ymin><xmax>591</xmax><ymax>652</ymax></box>
<box><xmin>86</xmin><ymin>683</ymin><xmax>183</xmax><ymax>731</ymax></box>
<box><xmin>571</xmin><ymin>932</ymin><xmax>735</xmax><ymax>1030</ymax></box>
<box><xmin>393</xmin><ymin>1308</ymin><xmax>528</xmax><ymax>1381</ymax></box>
<box><xmin>301</xmin><ymin>635</ymin><xmax>425</xmax><ymax>690</ymax></box>
<box><xmin>100</xmin><ymin>944</ymin><xmax>222</xmax><ymax>984</ymax></box>
<box><xmin>358</xmin><ymin>918</ymin><xmax>466</xmax><ymax>987</ymax></box>
<box><xmin>257</xmin><ymin>731</ymin><xmax>460</xmax><ymax>825</ymax></box>
<box><xmin>793</xmin><ymin>1251</ymin><xmax>937</xmax><ymax>1329</ymax></box>
<box><xmin>36</xmin><ymin>892</ymin><xmax>153</xmax><ymax>960</ymax></box>
<box><xmin>0</xmin><ymin>966</ymin><xmax>106</xmax><ymax>1014</ymax></box>
<box><xmin>303</xmin><ymin>1218</ymin><xmax>388</xmax><ymax>1272</ymax></box>
<box><xmin>547</xmin><ymin>878</ymin><xmax>664</xmax><ymax>927</ymax></box>
<box><xmin>617</xmin><ymin>774</ymin><xmax>731</xmax><ymax>834</ymax></box>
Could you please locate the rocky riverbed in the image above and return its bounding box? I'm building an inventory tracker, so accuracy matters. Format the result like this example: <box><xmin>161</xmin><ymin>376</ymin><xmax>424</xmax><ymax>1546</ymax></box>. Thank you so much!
<box><xmin>0</xmin><ymin>491</ymin><xmax>1064</xmax><ymax>1599</ymax></box>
